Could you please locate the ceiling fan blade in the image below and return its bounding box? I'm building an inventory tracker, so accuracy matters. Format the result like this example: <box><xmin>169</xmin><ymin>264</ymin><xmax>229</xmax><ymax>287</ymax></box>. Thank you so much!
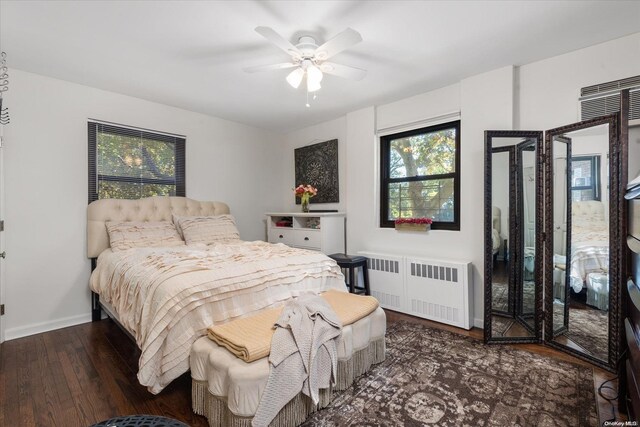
<box><xmin>255</xmin><ymin>26</ymin><xmax>302</xmax><ymax>57</ymax></box>
<box><xmin>314</xmin><ymin>28</ymin><xmax>363</xmax><ymax>60</ymax></box>
<box><xmin>320</xmin><ymin>62</ymin><xmax>367</xmax><ymax>81</ymax></box>
<box><xmin>243</xmin><ymin>62</ymin><xmax>298</xmax><ymax>73</ymax></box>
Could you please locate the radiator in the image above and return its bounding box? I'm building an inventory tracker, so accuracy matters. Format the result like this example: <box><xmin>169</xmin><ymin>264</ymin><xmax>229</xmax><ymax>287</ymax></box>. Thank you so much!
<box><xmin>360</xmin><ymin>252</ymin><xmax>473</xmax><ymax>330</ymax></box>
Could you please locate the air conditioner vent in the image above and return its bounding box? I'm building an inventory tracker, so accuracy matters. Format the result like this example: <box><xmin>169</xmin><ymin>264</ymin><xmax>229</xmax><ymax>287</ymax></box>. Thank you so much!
<box><xmin>579</xmin><ymin>75</ymin><xmax>639</xmax><ymax>121</ymax></box>
<box><xmin>581</xmin><ymin>75</ymin><xmax>640</xmax><ymax>97</ymax></box>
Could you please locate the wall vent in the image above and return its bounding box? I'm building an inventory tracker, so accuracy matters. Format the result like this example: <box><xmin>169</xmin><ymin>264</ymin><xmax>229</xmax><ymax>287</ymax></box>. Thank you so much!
<box><xmin>580</xmin><ymin>75</ymin><xmax>639</xmax><ymax>121</ymax></box>
<box><xmin>411</xmin><ymin>299</ymin><xmax>459</xmax><ymax>323</ymax></box>
<box><xmin>360</xmin><ymin>252</ymin><xmax>405</xmax><ymax>312</ymax></box>
<box><xmin>410</xmin><ymin>262</ymin><xmax>458</xmax><ymax>282</ymax></box>
<box><xmin>360</xmin><ymin>252</ymin><xmax>473</xmax><ymax>329</ymax></box>
<box><xmin>367</xmin><ymin>257</ymin><xmax>400</xmax><ymax>273</ymax></box>
<box><xmin>372</xmin><ymin>291</ymin><xmax>402</xmax><ymax>309</ymax></box>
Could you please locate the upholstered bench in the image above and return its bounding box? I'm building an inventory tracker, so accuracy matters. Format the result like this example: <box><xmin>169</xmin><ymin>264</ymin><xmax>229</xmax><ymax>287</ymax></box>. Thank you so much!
<box><xmin>587</xmin><ymin>272</ymin><xmax>609</xmax><ymax>311</ymax></box>
<box><xmin>190</xmin><ymin>306</ymin><xmax>386</xmax><ymax>427</ymax></box>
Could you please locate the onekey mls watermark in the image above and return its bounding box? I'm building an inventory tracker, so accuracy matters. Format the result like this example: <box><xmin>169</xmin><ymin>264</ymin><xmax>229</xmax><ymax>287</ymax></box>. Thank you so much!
<box><xmin>603</xmin><ymin>422</ymin><xmax>638</xmax><ymax>426</ymax></box>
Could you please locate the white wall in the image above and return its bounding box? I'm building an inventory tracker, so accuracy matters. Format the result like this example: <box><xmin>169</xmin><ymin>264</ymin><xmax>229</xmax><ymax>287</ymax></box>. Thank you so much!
<box><xmin>2</xmin><ymin>69</ymin><xmax>280</xmax><ymax>339</ymax></box>
<box><xmin>517</xmin><ymin>33</ymin><xmax>640</xmax><ymax>129</ymax></box>
<box><xmin>277</xmin><ymin>33</ymin><xmax>640</xmax><ymax>329</ymax></box>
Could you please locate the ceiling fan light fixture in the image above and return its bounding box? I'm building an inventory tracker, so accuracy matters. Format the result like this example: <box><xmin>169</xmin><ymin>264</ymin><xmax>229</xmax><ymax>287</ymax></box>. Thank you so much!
<box><xmin>286</xmin><ymin>68</ymin><xmax>304</xmax><ymax>89</ymax></box>
<box><xmin>307</xmin><ymin>64</ymin><xmax>323</xmax><ymax>83</ymax></box>
<box><xmin>307</xmin><ymin>76</ymin><xmax>321</xmax><ymax>93</ymax></box>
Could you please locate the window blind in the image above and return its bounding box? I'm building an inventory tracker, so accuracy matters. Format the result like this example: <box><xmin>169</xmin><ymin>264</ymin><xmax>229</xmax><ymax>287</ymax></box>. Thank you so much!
<box><xmin>88</xmin><ymin>122</ymin><xmax>186</xmax><ymax>203</ymax></box>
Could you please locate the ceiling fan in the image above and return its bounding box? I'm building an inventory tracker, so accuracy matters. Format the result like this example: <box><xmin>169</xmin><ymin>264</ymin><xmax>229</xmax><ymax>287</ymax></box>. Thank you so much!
<box><xmin>243</xmin><ymin>26</ymin><xmax>367</xmax><ymax>93</ymax></box>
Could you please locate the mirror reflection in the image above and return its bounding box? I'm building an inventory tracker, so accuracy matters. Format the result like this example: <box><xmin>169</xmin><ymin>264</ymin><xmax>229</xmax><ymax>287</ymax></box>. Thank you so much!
<box><xmin>487</xmin><ymin>134</ymin><xmax>539</xmax><ymax>341</ymax></box>
<box><xmin>549</xmin><ymin>123</ymin><xmax>609</xmax><ymax>361</ymax></box>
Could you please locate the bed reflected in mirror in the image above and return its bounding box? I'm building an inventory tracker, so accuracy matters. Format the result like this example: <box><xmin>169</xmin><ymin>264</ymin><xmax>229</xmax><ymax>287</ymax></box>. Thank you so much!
<box><xmin>546</xmin><ymin>121</ymin><xmax>613</xmax><ymax>363</ymax></box>
<box><xmin>485</xmin><ymin>131</ymin><xmax>542</xmax><ymax>343</ymax></box>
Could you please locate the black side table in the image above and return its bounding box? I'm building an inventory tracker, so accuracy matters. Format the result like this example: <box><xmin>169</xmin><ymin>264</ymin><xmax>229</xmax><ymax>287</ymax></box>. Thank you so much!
<box><xmin>90</xmin><ymin>415</ymin><xmax>189</xmax><ymax>427</ymax></box>
<box><xmin>329</xmin><ymin>253</ymin><xmax>371</xmax><ymax>296</ymax></box>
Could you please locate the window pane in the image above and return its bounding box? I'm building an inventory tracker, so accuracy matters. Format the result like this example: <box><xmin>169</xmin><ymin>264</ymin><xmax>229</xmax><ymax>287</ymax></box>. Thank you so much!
<box><xmin>571</xmin><ymin>159</ymin><xmax>592</xmax><ymax>187</ymax></box>
<box><xmin>387</xmin><ymin>178</ymin><xmax>455</xmax><ymax>222</ymax></box>
<box><xmin>97</xmin><ymin>133</ymin><xmax>176</xmax><ymax>181</ymax></box>
<box><xmin>389</xmin><ymin>128</ymin><xmax>456</xmax><ymax>178</ymax></box>
<box><xmin>98</xmin><ymin>181</ymin><xmax>175</xmax><ymax>200</ymax></box>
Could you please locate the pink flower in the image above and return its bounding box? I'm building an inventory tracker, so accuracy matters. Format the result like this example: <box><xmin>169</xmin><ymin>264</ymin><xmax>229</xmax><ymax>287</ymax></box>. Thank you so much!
<box><xmin>395</xmin><ymin>217</ymin><xmax>433</xmax><ymax>225</ymax></box>
<box><xmin>293</xmin><ymin>184</ymin><xmax>318</xmax><ymax>198</ymax></box>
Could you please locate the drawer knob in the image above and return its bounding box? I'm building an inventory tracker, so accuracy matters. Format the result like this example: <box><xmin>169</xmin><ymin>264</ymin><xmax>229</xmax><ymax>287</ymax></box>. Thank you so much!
<box><xmin>279</xmin><ymin>235</ymin><xmax>283</xmax><ymax>239</ymax></box>
<box><xmin>304</xmin><ymin>237</ymin><xmax>309</xmax><ymax>241</ymax></box>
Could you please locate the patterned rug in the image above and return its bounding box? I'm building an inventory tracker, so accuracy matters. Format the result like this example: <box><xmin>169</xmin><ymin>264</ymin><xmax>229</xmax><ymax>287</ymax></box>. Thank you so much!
<box><xmin>492</xmin><ymin>283</ymin><xmax>607</xmax><ymax>360</ymax></box>
<box><xmin>553</xmin><ymin>302</ymin><xmax>609</xmax><ymax>361</ymax></box>
<box><xmin>491</xmin><ymin>282</ymin><xmax>536</xmax><ymax>337</ymax></box>
<box><xmin>492</xmin><ymin>281</ymin><xmax>535</xmax><ymax>314</ymax></box>
<box><xmin>303</xmin><ymin>321</ymin><xmax>598</xmax><ymax>426</ymax></box>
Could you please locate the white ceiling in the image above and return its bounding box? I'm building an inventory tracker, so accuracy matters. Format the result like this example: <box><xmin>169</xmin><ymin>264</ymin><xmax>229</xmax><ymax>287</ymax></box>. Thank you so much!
<box><xmin>1</xmin><ymin>1</ymin><xmax>639</xmax><ymax>132</ymax></box>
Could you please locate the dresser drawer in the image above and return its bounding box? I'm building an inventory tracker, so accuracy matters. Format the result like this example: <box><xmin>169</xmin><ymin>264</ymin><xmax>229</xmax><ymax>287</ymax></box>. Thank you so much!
<box><xmin>265</xmin><ymin>212</ymin><xmax>345</xmax><ymax>255</ymax></box>
<box><xmin>292</xmin><ymin>230</ymin><xmax>321</xmax><ymax>249</ymax></box>
<box><xmin>269</xmin><ymin>228</ymin><xmax>296</xmax><ymax>246</ymax></box>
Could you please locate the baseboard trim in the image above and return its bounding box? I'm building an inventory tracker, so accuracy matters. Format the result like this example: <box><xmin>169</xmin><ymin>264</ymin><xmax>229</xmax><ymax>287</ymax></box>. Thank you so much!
<box><xmin>473</xmin><ymin>317</ymin><xmax>484</xmax><ymax>329</ymax></box>
<box><xmin>5</xmin><ymin>313</ymin><xmax>91</xmax><ymax>341</ymax></box>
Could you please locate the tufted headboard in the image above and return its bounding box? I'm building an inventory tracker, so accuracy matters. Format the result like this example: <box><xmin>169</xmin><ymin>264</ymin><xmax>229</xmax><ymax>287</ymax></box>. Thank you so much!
<box><xmin>87</xmin><ymin>196</ymin><xmax>230</xmax><ymax>258</ymax></box>
<box><xmin>572</xmin><ymin>200</ymin><xmax>605</xmax><ymax>222</ymax></box>
<box><xmin>492</xmin><ymin>206</ymin><xmax>501</xmax><ymax>234</ymax></box>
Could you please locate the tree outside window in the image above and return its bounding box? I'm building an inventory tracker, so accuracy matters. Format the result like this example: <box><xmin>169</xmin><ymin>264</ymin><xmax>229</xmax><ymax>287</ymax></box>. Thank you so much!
<box><xmin>380</xmin><ymin>121</ymin><xmax>460</xmax><ymax>230</ymax></box>
<box><xmin>88</xmin><ymin>123</ymin><xmax>185</xmax><ymax>202</ymax></box>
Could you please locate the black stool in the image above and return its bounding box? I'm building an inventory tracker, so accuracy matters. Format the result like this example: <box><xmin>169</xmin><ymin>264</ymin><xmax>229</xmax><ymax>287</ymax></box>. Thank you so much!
<box><xmin>329</xmin><ymin>253</ymin><xmax>370</xmax><ymax>296</ymax></box>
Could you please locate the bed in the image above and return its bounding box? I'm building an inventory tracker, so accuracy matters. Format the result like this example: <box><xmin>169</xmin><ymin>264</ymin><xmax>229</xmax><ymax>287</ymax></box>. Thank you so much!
<box><xmin>492</xmin><ymin>206</ymin><xmax>501</xmax><ymax>259</ymax></box>
<box><xmin>569</xmin><ymin>201</ymin><xmax>609</xmax><ymax>293</ymax></box>
<box><xmin>87</xmin><ymin>196</ymin><xmax>346</xmax><ymax>394</ymax></box>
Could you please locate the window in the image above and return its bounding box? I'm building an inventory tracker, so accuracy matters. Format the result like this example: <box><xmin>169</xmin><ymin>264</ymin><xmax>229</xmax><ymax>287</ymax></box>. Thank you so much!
<box><xmin>380</xmin><ymin>120</ymin><xmax>460</xmax><ymax>230</ymax></box>
<box><xmin>88</xmin><ymin>122</ymin><xmax>185</xmax><ymax>202</ymax></box>
<box><xmin>570</xmin><ymin>155</ymin><xmax>600</xmax><ymax>202</ymax></box>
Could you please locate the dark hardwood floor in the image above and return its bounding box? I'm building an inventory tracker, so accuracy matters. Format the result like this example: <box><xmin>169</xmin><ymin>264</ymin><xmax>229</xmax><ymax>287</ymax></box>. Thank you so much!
<box><xmin>0</xmin><ymin>311</ymin><xmax>625</xmax><ymax>427</ymax></box>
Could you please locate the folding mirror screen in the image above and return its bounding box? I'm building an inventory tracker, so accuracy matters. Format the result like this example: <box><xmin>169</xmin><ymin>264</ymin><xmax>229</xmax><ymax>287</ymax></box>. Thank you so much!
<box><xmin>484</xmin><ymin>91</ymin><xmax>629</xmax><ymax>371</ymax></box>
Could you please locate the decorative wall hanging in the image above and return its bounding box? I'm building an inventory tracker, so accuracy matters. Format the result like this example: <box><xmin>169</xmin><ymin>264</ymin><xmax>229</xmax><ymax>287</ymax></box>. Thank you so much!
<box><xmin>294</xmin><ymin>139</ymin><xmax>339</xmax><ymax>204</ymax></box>
<box><xmin>0</xmin><ymin>52</ymin><xmax>9</xmax><ymax>125</ymax></box>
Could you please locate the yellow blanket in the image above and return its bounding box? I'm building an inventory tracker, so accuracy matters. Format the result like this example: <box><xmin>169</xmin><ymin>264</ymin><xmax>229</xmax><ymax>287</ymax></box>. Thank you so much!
<box><xmin>207</xmin><ymin>290</ymin><xmax>379</xmax><ymax>362</ymax></box>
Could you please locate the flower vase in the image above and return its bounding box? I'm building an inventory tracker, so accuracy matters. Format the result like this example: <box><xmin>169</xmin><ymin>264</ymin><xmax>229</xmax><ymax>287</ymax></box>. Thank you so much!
<box><xmin>301</xmin><ymin>194</ymin><xmax>310</xmax><ymax>212</ymax></box>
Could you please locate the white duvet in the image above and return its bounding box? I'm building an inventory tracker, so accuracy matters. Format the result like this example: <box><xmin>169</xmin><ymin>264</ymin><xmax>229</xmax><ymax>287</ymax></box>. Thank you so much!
<box><xmin>569</xmin><ymin>219</ymin><xmax>609</xmax><ymax>292</ymax></box>
<box><xmin>90</xmin><ymin>240</ymin><xmax>345</xmax><ymax>394</ymax></box>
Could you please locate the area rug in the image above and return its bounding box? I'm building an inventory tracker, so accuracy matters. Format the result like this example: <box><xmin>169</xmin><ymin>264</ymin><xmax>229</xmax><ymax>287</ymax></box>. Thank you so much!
<box><xmin>553</xmin><ymin>302</ymin><xmax>608</xmax><ymax>361</ymax></box>
<box><xmin>491</xmin><ymin>281</ymin><xmax>536</xmax><ymax>337</ymax></box>
<box><xmin>492</xmin><ymin>281</ymin><xmax>535</xmax><ymax>314</ymax></box>
<box><xmin>303</xmin><ymin>321</ymin><xmax>598</xmax><ymax>426</ymax></box>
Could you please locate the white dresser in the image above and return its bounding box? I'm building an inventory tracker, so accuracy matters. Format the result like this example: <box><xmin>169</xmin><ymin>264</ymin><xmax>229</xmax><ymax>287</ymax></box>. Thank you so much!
<box><xmin>265</xmin><ymin>212</ymin><xmax>346</xmax><ymax>255</ymax></box>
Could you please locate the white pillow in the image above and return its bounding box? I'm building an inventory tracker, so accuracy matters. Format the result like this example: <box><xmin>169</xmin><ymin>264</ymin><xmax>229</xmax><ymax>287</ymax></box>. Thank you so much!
<box><xmin>173</xmin><ymin>214</ymin><xmax>240</xmax><ymax>245</ymax></box>
<box><xmin>106</xmin><ymin>221</ymin><xmax>185</xmax><ymax>251</ymax></box>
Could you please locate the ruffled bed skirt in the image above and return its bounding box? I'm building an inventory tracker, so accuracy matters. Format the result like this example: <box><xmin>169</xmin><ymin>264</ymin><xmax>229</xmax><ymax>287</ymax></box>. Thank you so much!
<box><xmin>192</xmin><ymin>337</ymin><xmax>386</xmax><ymax>427</ymax></box>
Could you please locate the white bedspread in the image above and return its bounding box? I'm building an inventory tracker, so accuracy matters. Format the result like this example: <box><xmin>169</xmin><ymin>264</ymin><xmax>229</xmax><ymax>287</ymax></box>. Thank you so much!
<box><xmin>569</xmin><ymin>219</ymin><xmax>609</xmax><ymax>292</ymax></box>
<box><xmin>491</xmin><ymin>229</ymin><xmax>500</xmax><ymax>254</ymax></box>
<box><xmin>90</xmin><ymin>241</ymin><xmax>345</xmax><ymax>394</ymax></box>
